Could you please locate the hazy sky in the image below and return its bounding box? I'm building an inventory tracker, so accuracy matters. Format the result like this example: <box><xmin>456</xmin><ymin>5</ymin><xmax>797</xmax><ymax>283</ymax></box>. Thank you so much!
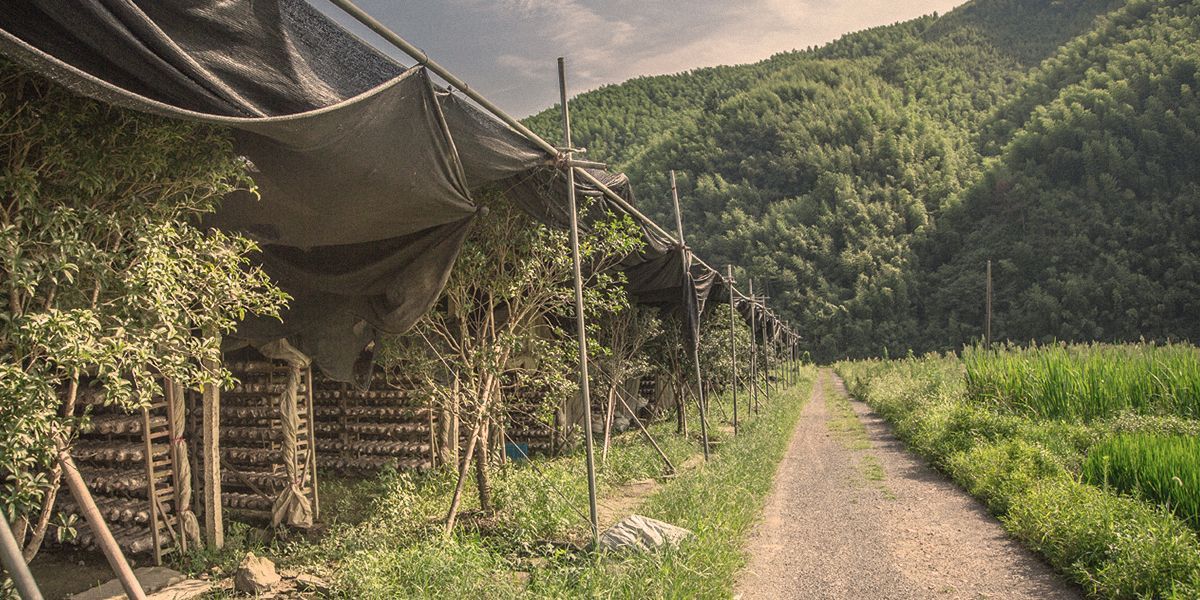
<box><xmin>309</xmin><ymin>1</ymin><xmax>967</xmax><ymax>117</ymax></box>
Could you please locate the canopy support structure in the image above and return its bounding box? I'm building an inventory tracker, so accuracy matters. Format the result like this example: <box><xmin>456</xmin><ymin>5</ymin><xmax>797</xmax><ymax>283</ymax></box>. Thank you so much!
<box><xmin>559</xmin><ymin>57</ymin><xmax>599</xmax><ymax>545</ymax></box>
<box><xmin>727</xmin><ymin>265</ymin><xmax>739</xmax><ymax>435</ymax></box>
<box><xmin>670</xmin><ymin>171</ymin><xmax>709</xmax><ymax>461</ymax></box>
<box><xmin>326</xmin><ymin>0</ymin><xmax>732</xmax><ymax>280</ymax></box>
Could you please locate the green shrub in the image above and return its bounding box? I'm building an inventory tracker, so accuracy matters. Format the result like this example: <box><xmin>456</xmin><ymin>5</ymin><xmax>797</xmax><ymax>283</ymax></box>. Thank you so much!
<box><xmin>1005</xmin><ymin>479</ymin><xmax>1200</xmax><ymax>599</ymax></box>
<box><xmin>947</xmin><ymin>439</ymin><xmax>1067</xmax><ymax>513</ymax></box>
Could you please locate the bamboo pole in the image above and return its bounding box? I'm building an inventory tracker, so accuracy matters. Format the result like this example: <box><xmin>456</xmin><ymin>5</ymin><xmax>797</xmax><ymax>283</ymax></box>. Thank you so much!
<box><xmin>0</xmin><ymin>517</ymin><xmax>42</xmax><ymax>600</ymax></box>
<box><xmin>670</xmin><ymin>170</ymin><xmax>710</xmax><ymax>461</ymax></box>
<box><xmin>141</xmin><ymin>407</ymin><xmax>161</xmax><ymax>566</ymax></box>
<box><xmin>727</xmin><ymin>266</ymin><xmax>739</xmax><ymax>435</ymax></box>
<box><xmin>58</xmin><ymin>443</ymin><xmax>146</xmax><ymax>600</ymax></box>
<box><xmin>614</xmin><ymin>390</ymin><xmax>676</xmax><ymax>475</ymax></box>
<box><xmin>559</xmin><ymin>57</ymin><xmax>600</xmax><ymax>545</ymax></box>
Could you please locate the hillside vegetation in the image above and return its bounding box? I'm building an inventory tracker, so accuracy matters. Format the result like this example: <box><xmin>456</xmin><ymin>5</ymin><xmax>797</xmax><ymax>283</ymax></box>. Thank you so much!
<box><xmin>526</xmin><ymin>0</ymin><xmax>1199</xmax><ymax>361</ymax></box>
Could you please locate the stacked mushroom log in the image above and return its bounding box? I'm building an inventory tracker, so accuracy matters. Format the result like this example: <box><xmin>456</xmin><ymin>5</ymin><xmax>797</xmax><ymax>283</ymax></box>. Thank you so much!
<box><xmin>503</xmin><ymin>381</ymin><xmax>558</xmax><ymax>457</ymax></box>
<box><xmin>312</xmin><ymin>373</ymin><xmax>434</xmax><ymax>472</ymax></box>
<box><xmin>60</xmin><ymin>386</ymin><xmax>184</xmax><ymax>563</ymax></box>
<box><xmin>207</xmin><ymin>359</ymin><xmax>318</xmax><ymax>523</ymax></box>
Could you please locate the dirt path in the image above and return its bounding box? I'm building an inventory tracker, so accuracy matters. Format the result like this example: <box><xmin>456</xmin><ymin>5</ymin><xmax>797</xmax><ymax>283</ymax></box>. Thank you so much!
<box><xmin>735</xmin><ymin>369</ymin><xmax>1079</xmax><ymax>599</ymax></box>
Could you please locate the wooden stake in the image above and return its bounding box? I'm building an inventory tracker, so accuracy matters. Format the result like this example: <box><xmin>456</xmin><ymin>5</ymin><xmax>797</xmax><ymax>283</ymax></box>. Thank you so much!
<box><xmin>305</xmin><ymin>367</ymin><xmax>319</xmax><ymax>520</ymax></box>
<box><xmin>559</xmin><ymin>57</ymin><xmax>600</xmax><ymax>544</ymax></box>
<box><xmin>141</xmin><ymin>407</ymin><xmax>161</xmax><ymax>566</ymax></box>
<box><xmin>58</xmin><ymin>442</ymin><xmax>146</xmax><ymax>600</ymax></box>
<box><xmin>201</xmin><ymin>356</ymin><xmax>223</xmax><ymax>549</ymax></box>
<box><xmin>670</xmin><ymin>170</ymin><xmax>710</xmax><ymax>461</ymax></box>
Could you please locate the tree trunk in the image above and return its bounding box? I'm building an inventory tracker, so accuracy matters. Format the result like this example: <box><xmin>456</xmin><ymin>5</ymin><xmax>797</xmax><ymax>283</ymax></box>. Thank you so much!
<box><xmin>675</xmin><ymin>377</ymin><xmax>688</xmax><ymax>436</ymax></box>
<box><xmin>475</xmin><ymin>418</ymin><xmax>493</xmax><ymax>513</ymax></box>
<box><xmin>444</xmin><ymin>419</ymin><xmax>483</xmax><ymax>535</ymax></box>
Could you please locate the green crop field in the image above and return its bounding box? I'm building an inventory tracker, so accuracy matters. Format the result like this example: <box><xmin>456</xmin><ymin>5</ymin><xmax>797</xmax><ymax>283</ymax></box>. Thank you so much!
<box><xmin>837</xmin><ymin>344</ymin><xmax>1200</xmax><ymax>598</ymax></box>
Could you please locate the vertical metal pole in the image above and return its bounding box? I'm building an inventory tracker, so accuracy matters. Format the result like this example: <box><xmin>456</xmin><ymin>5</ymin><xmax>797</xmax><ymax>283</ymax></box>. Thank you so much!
<box><xmin>748</xmin><ymin>281</ymin><xmax>759</xmax><ymax>415</ymax></box>
<box><xmin>761</xmin><ymin>305</ymin><xmax>770</xmax><ymax>400</ymax></box>
<box><xmin>0</xmin><ymin>518</ymin><xmax>43</xmax><ymax>600</ymax></box>
<box><xmin>985</xmin><ymin>260</ymin><xmax>993</xmax><ymax>347</ymax></box>
<box><xmin>727</xmin><ymin>266</ymin><xmax>738</xmax><ymax>435</ymax></box>
<box><xmin>671</xmin><ymin>170</ymin><xmax>710</xmax><ymax>461</ymax></box>
<box><xmin>559</xmin><ymin>58</ymin><xmax>599</xmax><ymax>544</ymax></box>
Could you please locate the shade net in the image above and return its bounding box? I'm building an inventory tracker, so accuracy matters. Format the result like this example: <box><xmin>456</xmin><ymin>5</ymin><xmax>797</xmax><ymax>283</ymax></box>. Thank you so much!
<box><xmin>0</xmin><ymin>0</ymin><xmax>715</xmax><ymax>381</ymax></box>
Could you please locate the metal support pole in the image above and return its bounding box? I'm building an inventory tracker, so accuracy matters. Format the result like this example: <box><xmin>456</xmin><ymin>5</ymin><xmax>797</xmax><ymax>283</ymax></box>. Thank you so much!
<box><xmin>0</xmin><ymin>518</ymin><xmax>42</xmax><ymax>600</ymax></box>
<box><xmin>748</xmin><ymin>281</ymin><xmax>759</xmax><ymax>415</ymax></box>
<box><xmin>559</xmin><ymin>58</ymin><xmax>599</xmax><ymax>544</ymax></box>
<box><xmin>727</xmin><ymin>266</ymin><xmax>739</xmax><ymax>435</ymax></box>
<box><xmin>670</xmin><ymin>171</ymin><xmax>710</xmax><ymax>461</ymax></box>
<box><xmin>761</xmin><ymin>304</ymin><xmax>770</xmax><ymax>400</ymax></box>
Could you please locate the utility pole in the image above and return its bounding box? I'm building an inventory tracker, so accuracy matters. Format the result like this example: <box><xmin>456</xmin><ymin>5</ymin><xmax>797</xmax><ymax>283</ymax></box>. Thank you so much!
<box><xmin>985</xmin><ymin>259</ymin><xmax>993</xmax><ymax>348</ymax></box>
<box><xmin>559</xmin><ymin>57</ymin><xmax>599</xmax><ymax>544</ymax></box>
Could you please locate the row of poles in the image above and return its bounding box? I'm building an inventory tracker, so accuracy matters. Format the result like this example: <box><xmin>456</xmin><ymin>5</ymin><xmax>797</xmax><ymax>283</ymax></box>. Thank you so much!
<box><xmin>561</xmin><ymin>60</ymin><xmax>800</xmax><ymax>543</ymax></box>
<box><xmin>0</xmin><ymin>4</ymin><xmax>807</xmax><ymax>598</ymax></box>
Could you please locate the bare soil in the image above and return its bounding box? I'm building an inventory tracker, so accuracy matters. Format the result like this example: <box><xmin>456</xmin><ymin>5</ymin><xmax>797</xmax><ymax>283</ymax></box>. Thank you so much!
<box><xmin>735</xmin><ymin>369</ymin><xmax>1080</xmax><ymax>599</ymax></box>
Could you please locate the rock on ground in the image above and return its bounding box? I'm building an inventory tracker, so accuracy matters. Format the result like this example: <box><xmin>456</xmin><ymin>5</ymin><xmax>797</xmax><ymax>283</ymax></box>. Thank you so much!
<box><xmin>234</xmin><ymin>552</ymin><xmax>281</xmax><ymax>594</ymax></box>
<box><xmin>599</xmin><ymin>514</ymin><xmax>692</xmax><ymax>552</ymax></box>
<box><xmin>71</xmin><ymin>566</ymin><xmax>205</xmax><ymax>600</ymax></box>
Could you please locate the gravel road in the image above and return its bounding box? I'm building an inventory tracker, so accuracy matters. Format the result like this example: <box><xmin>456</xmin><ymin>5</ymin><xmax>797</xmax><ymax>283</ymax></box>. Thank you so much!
<box><xmin>734</xmin><ymin>370</ymin><xmax>1080</xmax><ymax>599</ymax></box>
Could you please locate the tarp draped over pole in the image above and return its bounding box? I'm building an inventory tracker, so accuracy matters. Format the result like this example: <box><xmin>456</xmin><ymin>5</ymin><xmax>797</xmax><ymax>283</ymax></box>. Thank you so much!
<box><xmin>0</xmin><ymin>0</ymin><xmax>731</xmax><ymax>383</ymax></box>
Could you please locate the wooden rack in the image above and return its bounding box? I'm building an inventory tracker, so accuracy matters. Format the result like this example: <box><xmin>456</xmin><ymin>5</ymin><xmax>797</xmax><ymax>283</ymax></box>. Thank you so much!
<box><xmin>195</xmin><ymin>358</ymin><xmax>318</xmax><ymax>524</ymax></box>
<box><xmin>58</xmin><ymin>386</ymin><xmax>184</xmax><ymax>563</ymax></box>
<box><xmin>311</xmin><ymin>373</ymin><xmax>435</xmax><ymax>472</ymax></box>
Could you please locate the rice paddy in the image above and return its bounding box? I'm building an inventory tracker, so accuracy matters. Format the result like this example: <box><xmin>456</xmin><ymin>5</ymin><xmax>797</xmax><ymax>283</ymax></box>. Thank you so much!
<box><xmin>1083</xmin><ymin>433</ymin><xmax>1200</xmax><ymax>532</ymax></box>
<box><xmin>962</xmin><ymin>343</ymin><xmax>1200</xmax><ymax>421</ymax></box>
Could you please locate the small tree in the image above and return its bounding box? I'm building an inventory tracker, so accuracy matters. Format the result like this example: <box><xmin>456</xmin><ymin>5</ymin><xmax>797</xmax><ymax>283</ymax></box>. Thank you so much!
<box><xmin>378</xmin><ymin>190</ymin><xmax>641</xmax><ymax>532</ymax></box>
<box><xmin>698</xmin><ymin>303</ymin><xmax>754</xmax><ymax>395</ymax></box>
<box><xmin>593</xmin><ymin>304</ymin><xmax>662</xmax><ymax>463</ymax></box>
<box><xmin>0</xmin><ymin>61</ymin><xmax>286</xmax><ymax>559</ymax></box>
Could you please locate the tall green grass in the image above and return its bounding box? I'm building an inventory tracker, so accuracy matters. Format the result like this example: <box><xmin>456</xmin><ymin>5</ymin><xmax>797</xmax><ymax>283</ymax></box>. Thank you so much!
<box><xmin>963</xmin><ymin>342</ymin><xmax>1200</xmax><ymax>420</ymax></box>
<box><xmin>836</xmin><ymin>353</ymin><xmax>1200</xmax><ymax>598</ymax></box>
<box><xmin>1084</xmin><ymin>434</ymin><xmax>1200</xmax><ymax>531</ymax></box>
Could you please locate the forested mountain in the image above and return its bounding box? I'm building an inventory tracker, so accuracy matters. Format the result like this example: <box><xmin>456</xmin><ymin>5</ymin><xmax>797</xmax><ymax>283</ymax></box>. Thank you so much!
<box><xmin>525</xmin><ymin>0</ymin><xmax>1199</xmax><ymax>361</ymax></box>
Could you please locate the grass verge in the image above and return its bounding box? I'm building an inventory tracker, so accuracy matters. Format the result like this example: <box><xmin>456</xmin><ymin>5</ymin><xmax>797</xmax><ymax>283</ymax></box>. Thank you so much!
<box><xmin>189</xmin><ymin>367</ymin><xmax>813</xmax><ymax>598</ymax></box>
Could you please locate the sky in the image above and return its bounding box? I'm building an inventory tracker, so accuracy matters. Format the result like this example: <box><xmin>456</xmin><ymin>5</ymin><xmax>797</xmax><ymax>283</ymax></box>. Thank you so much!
<box><xmin>308</xmin><ymin>0</ymin><xmax>968</xmax><ymax>117</ymax></box>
